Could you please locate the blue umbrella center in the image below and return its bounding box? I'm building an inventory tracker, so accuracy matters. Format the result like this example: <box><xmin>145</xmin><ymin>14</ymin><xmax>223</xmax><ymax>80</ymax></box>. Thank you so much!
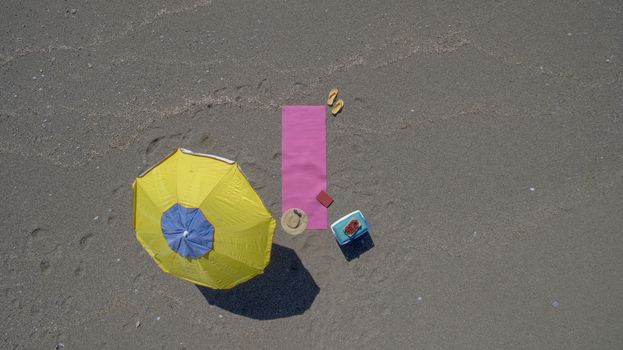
<box><xmin>161</xmin><ymin>204</ymin><xmax>214</xmax><ymax>258</ymax></box>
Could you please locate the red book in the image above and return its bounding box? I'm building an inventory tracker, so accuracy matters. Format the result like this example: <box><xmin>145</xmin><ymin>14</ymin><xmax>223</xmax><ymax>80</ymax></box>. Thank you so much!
<box><xmin>315</xmin><ymin>190</ymin><xmax>334</xmax><ymax>208</ymax></box>
<box><xmin>344</xmin><ymin>219</ymin><xmax>360</xmax><ymax>236</ymax></box>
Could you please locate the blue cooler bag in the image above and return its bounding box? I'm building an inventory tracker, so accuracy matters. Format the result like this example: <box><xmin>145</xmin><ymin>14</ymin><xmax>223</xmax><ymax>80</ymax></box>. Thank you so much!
<box><xmin>330</xmin><ymin>210</ymin><xmax>369</xmax><ymax>245</ymax></box>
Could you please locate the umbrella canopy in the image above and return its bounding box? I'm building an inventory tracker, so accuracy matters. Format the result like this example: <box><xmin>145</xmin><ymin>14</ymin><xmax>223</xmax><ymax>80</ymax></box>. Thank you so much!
<box><xmin>132</xmin><ymin>148</ymin><xmax>276</xmax><ymax>289</ymax></box>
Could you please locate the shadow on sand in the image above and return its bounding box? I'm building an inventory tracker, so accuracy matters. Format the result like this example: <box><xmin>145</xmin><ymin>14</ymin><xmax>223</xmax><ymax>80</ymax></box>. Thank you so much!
<box><xmin>338</xmin><ymin>232</ymin><xmax>375</xmax><ymax>261</ymax></box>
<box><xmin>197</xmin><ymin>244</ymin><xmax>319</xmax><ymax>320</ymax></box>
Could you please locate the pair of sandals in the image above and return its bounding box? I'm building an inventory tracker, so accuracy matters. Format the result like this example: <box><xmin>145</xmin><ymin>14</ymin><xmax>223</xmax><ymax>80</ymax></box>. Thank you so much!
<box><xmin>327</xmin><ymin>88</ymin><xmax>344</xmax><ymax>115</ymax></box>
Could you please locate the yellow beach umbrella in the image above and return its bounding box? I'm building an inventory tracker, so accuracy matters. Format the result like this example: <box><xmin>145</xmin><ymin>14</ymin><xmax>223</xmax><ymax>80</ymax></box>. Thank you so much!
<box><xmin>132</xmin><ymin>148</ymin><xmax>275</xmax><ymax>289</ymax></box>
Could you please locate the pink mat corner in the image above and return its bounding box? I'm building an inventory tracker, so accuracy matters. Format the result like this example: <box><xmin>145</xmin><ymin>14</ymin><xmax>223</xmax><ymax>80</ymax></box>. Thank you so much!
<box><xmin>282</xmin><ymin>105</ymin><xmax>327</xmax><ymax>229</ymax></box>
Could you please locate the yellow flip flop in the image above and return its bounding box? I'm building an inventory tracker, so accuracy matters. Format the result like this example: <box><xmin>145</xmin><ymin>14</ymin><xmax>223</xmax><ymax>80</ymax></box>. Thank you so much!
<box><xmin>327</xmin><ymin>88</ymin><xmax>338</xmax><ymax>106</ymax></box>
<box><xmin>331</xmin><ymin>99</ymin><xmax>344</xmax><ymax>115</ymax></box>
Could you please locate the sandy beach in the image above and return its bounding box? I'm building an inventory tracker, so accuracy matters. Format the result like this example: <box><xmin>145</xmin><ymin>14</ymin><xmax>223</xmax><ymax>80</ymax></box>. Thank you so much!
<box><xmin>2</xmin><ymin>0</ymin><xmax>623</xmax><ymax>348</ymax></box>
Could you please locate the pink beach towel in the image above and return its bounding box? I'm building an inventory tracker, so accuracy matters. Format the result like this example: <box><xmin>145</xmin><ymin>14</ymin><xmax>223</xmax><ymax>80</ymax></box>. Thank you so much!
<box><xmin>282</xmin><ymin>105</ymin><xmax>327</xmax><ymax>229</ymax></box>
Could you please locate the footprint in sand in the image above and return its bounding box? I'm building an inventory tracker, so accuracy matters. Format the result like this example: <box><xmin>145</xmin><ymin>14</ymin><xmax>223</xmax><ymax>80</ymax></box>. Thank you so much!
<box><xmin>29</xmin><ymin>226</ymin><xmax>48</xmax><ymax>240</ymax></box>
<box><xmin>188</xmin><ymin>130</ymin><xmax>214</xmax><ymax>149</ymax></box>
<box><xmin>39</xmin><ymin>260</ymin><xmax>51</xmax><ymax>274</ymax></box>
<box><xmin>28</xmin><ymin>226</ymin><xmax>62</xmax><ymax>257</ymax></box>
<box><xmin>352</xmin><ymin>97</ymin><xmax>366</xmax><ymax>110</ymax></box>
<box><xmin>271</xmin><ymin>151</ymin><xmax>281</xmax><ymax>161</ymax></box>
<box><xmin>111</xmin><ymin>184</ymin><xmax>126</xmax><ymax>198</ymax></box>
<box><xmin>144</xmin><ymin>135</ymin><xmax>166</xmax><ymax>157</ymax></box>
<box><xmin>257</xmin><ymin>78</ymin><xmax>269</xmax><ymax>94</ymax></box>
<box><xmin>79</xmin><ymin>233</ymin><xmax>93</xmax><ymax>250</ymax></box>
<box><xmin>74</xmin><ymin>264</ymin><xmax>85</xmax><ymax>278</ymax></box>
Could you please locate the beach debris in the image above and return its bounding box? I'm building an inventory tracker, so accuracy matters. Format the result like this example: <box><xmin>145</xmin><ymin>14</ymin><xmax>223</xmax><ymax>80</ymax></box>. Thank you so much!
<box><xmin>69</xmin><ymin>8</ymin><xmax>78</xmax><ymax>15</ymax></box>
<box><xmin>156</xmin><ymin>316</ymin><xmax>161</xmax><ymax>321</ymax></box>
<box><xmin>218</xmin><ymin>314</ymin><xmax>223</xmax><ymax>318</ymax></box>
<box><xmin>417</xmin><ymin>296</ymin><xmax>423</xmax><ymax>302</ymax></box>
<box><xmin>327</xmin><ymin>88</ymin><xmax>338</xmax><ymax>106</ymax></box>
<box><xmin>315</xmin><ymin>190</ymin><xmax>334</xmax><ymax>208</ymax></box>
<box><xmin>135</xmin><ymin>321</ymin><xmax>141</xmax><ymax>328</ymax></box>
<box><xmin>552</xmin><ymin>301</ymin><xmax>560</xmax><ymax>309</ymax></box>
<box><xmin>55</xmin><ymin>343</ymin><xmax>65</xmax><ymax>349</ymax></box>
<box><xmin>88</xmin><ymin>63</ymin><xmax>93</xmax><ymax>69</ymax></box>
<box><xmin>529</xmin><ymin>187</ymin><xmax>535</xmax><ymax>192</ymax></box>
<box><xmin>93</xmin><ymin>216</ymin><xmax>99</xmax><ymax>220</ymax></box>
<box><xmin>331</xmin><ymin>99</ymin><xmax>344</xmax><ymax>116</ymax></box>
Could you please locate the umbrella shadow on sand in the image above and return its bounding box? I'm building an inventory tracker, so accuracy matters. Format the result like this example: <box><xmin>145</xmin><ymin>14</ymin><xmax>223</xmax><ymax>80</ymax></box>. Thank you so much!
<box><xmin>197</xmin><ymin>244</ymin><xmax>319</xmax><ymax>320</ymax></box>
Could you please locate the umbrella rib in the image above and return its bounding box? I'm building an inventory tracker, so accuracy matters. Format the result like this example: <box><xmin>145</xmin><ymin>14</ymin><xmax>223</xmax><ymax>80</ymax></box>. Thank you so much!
<box><xmin>187</xmin><ymin>208</ymin><xmax>200</xmax><ymax>231</ymax></box>
<box><xmin>136</xmin><ymin>180</ymin><xmax>172</xmax><ymax>214</ymax></box>
<box><xmin>208</xmin><ymin>251</ymin><xmax>262</xmax><ymax>276</ymax></box>
<box><xmin>212</xmin><ymin>218</ymin><xmax>273</xmax><ymax>270</ymax></box>
<box><xmin>197</xmin><ymin>165</ymin><xmax>237</xmax><ymax>210</ymax></box>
